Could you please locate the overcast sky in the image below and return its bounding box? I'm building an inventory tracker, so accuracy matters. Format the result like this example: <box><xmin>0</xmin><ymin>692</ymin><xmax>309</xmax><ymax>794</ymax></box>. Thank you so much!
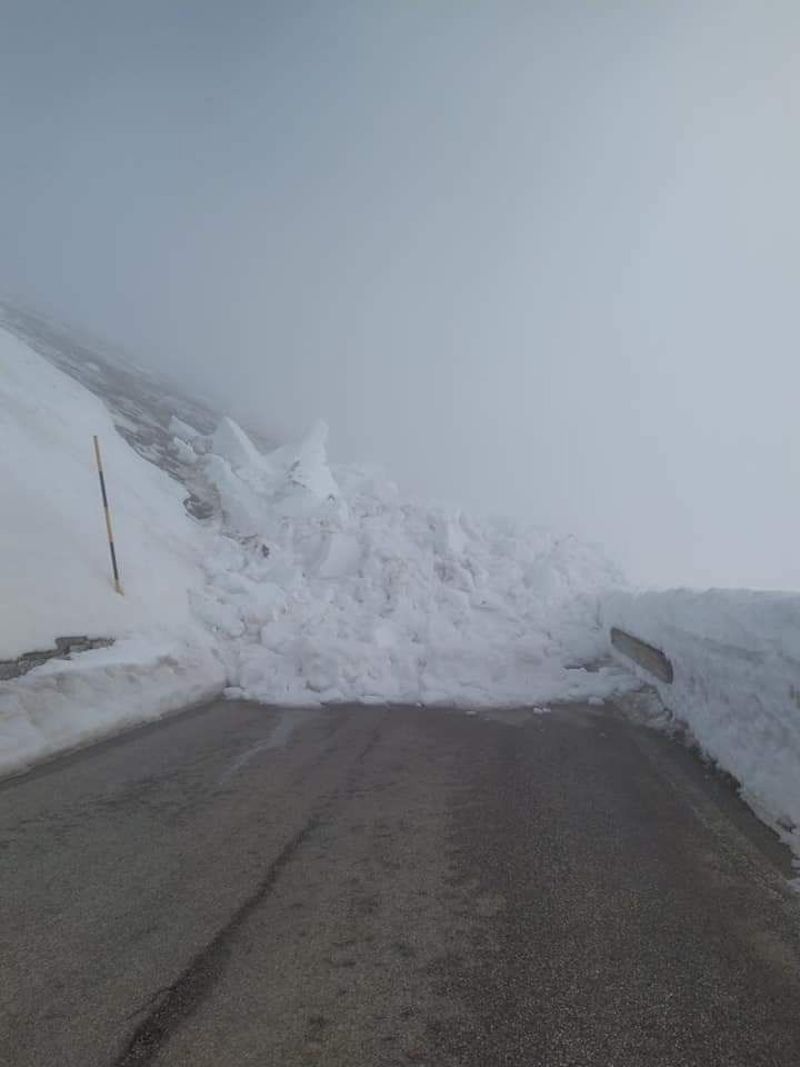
<box><xmin>2</xmin><ymin>1</ymin><xmax>799</xmax><ymax>589</ymax></box>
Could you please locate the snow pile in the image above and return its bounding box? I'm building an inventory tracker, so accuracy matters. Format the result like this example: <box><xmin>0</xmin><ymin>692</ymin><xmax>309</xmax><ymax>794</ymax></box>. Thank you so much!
<box><xmin>604</xmin><ymin>589</ymin><xmax>800</xmax><ymax>854</ymax></box>
<box><xmin>189</xmin><ymin>418</ymin><xmax>633</xmax><ymax>707</ymax></box>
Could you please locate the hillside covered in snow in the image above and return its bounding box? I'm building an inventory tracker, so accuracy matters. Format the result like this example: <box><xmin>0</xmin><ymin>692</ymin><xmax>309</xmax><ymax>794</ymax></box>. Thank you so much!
<box><xmin>0</xmin><ymin>318</ymin><xmax>635</xmax><ymax>772</ymax></box>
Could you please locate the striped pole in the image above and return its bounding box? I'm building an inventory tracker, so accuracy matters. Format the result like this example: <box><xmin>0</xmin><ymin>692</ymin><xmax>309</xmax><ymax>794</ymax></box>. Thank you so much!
<box><xmin>93</xmin><ymin>435</ymin><xmax>123</xmax><ymax>595</ymax></box>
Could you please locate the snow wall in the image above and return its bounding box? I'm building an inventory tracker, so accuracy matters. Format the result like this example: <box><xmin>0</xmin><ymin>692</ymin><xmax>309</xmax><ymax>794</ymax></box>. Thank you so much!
<box><xmin>603</xmin><ymin>589</ymin><xmax>800</xmax><ymax>850</ymax></box>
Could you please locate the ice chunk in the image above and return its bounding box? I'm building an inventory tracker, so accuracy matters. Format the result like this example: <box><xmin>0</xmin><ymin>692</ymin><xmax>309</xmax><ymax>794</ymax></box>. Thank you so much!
<box><xmin>169</xmin><ymin>415</ymin><xmax>202</xmax><ymax>442</ymax></box>
<box><xmin>212</xmin><ymin>416</ymin><xmax>265</xmax><ymax>472</ymax></box>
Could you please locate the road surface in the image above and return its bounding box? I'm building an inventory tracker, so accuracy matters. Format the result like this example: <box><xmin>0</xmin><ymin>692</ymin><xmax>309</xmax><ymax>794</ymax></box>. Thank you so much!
<box><xmin>2</xmin><ymin>699</ymin><xmax>800</xmax><ymax>1066</ymax></box>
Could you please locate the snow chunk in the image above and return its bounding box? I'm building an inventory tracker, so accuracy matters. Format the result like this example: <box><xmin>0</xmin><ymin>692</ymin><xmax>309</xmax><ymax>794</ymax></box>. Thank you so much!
<box><xmin>314</xmin><ymin>531</ymin><xmax>362</xmax><ymax>579</ymax></box>
<box><xmin>211</xmin><ymin>416</ymin><xmax>266</xmax><ymax>473</ymax></box>
<box><xmin>170</xmin><ymin>436</ymin><xmax>197</xmax><ymax>465</ymax></box>
<box><xmin>268</xmin><ymin>420</ymin><xmax>340</xmax><ymax>501</ymax></box>
<box><xmin>169</xmin><ymin>415</ymin><xmax>202</xmax><ymax>443</ymax></box>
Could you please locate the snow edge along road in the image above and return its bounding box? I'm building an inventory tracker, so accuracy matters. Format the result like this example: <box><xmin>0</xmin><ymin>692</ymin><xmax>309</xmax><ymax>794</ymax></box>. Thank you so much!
<box><xmin>604</xmin><ymin>589</ymin><xmax>800</xmax><ymax>870</ymax></box>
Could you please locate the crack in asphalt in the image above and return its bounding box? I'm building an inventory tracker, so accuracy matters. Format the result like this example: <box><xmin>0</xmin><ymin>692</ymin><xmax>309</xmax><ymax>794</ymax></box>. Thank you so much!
<box><xmin>112</xmin><ymin>812</ymin><xmax>321</xmax><ymax>1065</ymax></box>
<box><xmin>121</xmin><ymin>985</ymin><xmax>172</xmax><ymax>1024</ymax></box>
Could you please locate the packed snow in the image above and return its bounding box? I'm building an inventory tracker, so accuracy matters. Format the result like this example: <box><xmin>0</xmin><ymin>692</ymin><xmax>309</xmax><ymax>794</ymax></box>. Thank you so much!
<box><xmin>0</xmin><ymin>325</ymin><xmax>636</xmax><ymax>771</ymax></box>
<box><xmin>604</xmin><ymin>589</ymin><xmax>800</xmax><ymax>860</ymax></box>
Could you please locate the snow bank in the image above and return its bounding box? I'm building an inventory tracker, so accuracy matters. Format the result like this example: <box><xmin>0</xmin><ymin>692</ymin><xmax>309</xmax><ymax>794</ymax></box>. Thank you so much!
<box><xmin>0</xmin><ymin>328</ymin><xmax>206</xmax><ymax>658</ymax></box>
<box><xmin>604</xmin><ymin>589</ymin><xmax>800</xmax><ymax>853</ymax></box>
<box><xmin>0</xmin><ymin>635</ymin><xmax>225</xmax><ymax>775</ymax></box>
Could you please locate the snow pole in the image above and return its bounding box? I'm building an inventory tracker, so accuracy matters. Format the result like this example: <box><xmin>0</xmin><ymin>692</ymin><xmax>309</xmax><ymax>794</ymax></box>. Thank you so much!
<box><xmin>93</xmin><ymin>435</ymin><xmax>123</xmax><ymax>595</ymax></box>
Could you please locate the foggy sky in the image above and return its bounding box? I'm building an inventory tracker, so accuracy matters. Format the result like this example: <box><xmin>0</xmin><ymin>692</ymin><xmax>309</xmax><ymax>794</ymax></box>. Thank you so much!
<box><xmin>2</xmin><ymin>1</ymin><xmax>799</xmax><ymax>589</ymax></box>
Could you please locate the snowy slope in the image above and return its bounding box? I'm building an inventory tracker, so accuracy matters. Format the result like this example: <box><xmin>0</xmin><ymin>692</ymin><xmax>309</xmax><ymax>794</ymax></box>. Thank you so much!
<box><xmin>0</xmin><ymin>319</ymin><xmax>635</xmax><ymax>773</ymax></box>
<box><xmin>0</xmin><ymin>326</ymin><xmax>226</xmax><ymax>771</ymax></box>
<box><xmin>0</xmin><ymin>328</ymin><xmax>207</xmax><ymax>656</ymax></box>
<box><xmin>0</xmin><ymin>300</ymin><xmax>274</xmax><ymax>519</ymax></box>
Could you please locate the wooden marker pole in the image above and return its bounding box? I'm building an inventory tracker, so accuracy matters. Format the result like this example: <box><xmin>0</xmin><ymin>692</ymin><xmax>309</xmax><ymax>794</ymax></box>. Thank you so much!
<box><xmin>93</xmin><ymin>435</ymin><xmax>123</xmax><ymax>595</ymax></box>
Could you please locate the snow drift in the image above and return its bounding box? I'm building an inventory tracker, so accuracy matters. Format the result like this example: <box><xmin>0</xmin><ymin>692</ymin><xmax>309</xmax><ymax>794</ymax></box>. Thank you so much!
<box><xmin>604</xmin><ymin>589</ymin><xmax>800</xmax><ymax>856</ymax></box>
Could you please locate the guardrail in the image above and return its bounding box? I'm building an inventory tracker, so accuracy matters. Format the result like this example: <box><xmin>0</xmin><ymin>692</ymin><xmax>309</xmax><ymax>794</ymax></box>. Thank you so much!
<box><xmin>610</xmin><ymin>627</ymin><xmax>674</xmax><ymax>684</ymax></box>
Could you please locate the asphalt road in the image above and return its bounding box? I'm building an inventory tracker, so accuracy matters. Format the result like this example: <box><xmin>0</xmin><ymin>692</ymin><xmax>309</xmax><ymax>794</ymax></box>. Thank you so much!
<box><xmin>2</xmin><ymin>700</ymin><xmax>800</xmax><ymax>1066</ymax></box>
